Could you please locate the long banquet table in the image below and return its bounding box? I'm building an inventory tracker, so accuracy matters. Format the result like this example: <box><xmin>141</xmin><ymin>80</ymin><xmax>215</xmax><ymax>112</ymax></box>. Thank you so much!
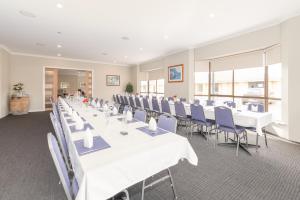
<box><xmin>125</xmin><ymin>96</ymin><xmax>272</xmax><ymax>135</ymax></box>
<box><xmin>58</xmin><ymin>99</ymin><xmax>198</xmax><ymax>200</ymax></box>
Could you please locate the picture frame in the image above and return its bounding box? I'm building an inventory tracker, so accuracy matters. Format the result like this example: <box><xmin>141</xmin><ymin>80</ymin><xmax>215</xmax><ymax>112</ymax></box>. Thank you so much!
<box><xmin>106</xmin><ymin>75</ymin><xmax>120</xmax><ymax>86</ymax></box>
<box><xmin>168</xmin><ymin>64</ymin><xmax>184</xmax><ymax>83</ymax></box>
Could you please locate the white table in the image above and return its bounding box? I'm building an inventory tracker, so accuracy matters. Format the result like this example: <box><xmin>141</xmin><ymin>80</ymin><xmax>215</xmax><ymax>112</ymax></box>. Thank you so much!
<box><xmin>58</xmin><ymin>99</ymin><xmax>198</xmax><ymax>200</ymax></box>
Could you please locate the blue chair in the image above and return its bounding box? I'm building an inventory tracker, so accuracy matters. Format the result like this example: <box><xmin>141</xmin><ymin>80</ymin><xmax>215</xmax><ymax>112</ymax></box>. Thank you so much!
<box><xmin>50</xmin><ymin>112</ymin><xmax>71</xmax><ymax>170</ymax></box>
<box><xmin>190</xmin><ymin>104</ymin><xmax>214</xmax><ymax>139</ymax></box>
<box><xmin>224</xmin><ymin>101</ymin><xmax>236</xmax><ymax>108</ymax></box>
<box><xmin>168</xmin><ymin>97</ymin><xmax>174</xmax><ymax>101</ymax></box>
<box><xmin>116</xmin><ymin>95</ymin><xmax>121</xmax><ymax>104</ymax></box>
<box><xmin>161</xmin><ymin>99</ymin><xmax>171</xmax><ymax>114</ymax></box>
<box><xmin>158</xmin><ymin>114</ymin><xmax>177</xmax><ymax>134</ymax></box>
<box><xmin>52</xmin><ymin>103</ymin><xmax>61</xmax><ymax>123</ymax></box>
<box><xmin>135</xmin><ymin>96</ymin><xmax>142</xmax><ymax>108</ymax></box>
<box><xmin>113</xmin><ymin>95</ymin><xmax>117</xmax><ymax>103</ymax></box>
<box><xmin>174</xmin><ymin>101</ymin><xmax>192</xmax><ymax>136</ymax></box>
<box><xmin>214</xmin><ymin>106</ymin><xmax>249</xmax><ymax>156</ymax></box>
<box><xmin>129</xmin><ymin>96</ymin><xmax>135</xmax><ymax>109</ymax></box>
<box><xmin>134</xmin><ymin>109</ymin><xmax>147</xmax><ymax>122</ymax></box>
<box><xmin>151</xmin><ymin>97</ymin><xmax>161</xmax><ymax>115</ymax></box>
<box><xmin>47</xmin><ymin>133</ymin><xmax>79</xmax><ymax>200</ymax></box>
<box><xmin>124</xmin><ymin>96</ymin><xmax>130</xmax><ymax>106</ymax></box>
<box><xmin>194</xmin><ymin>99</ymin><xmax>200</xmax><ymax>105</ymax></box>
<box><xmin>120</xmin><ymin>96</ymin><xmax>125</xmax><ymax>105</ymax></box>
<box><xmin>206</xmin><ymin>100</ymin><xmax>215</xmax><ymax>106</ymax></box>
<box><xmin>180</xmin><ymin>98</ymin><xmax>186</xmax><ymax>102</ymax></box>
<box><xmin>143</xmin><ymin>98</ymin><xmax>150</xmax><ymax>111</ymax></box>
<box><xmin>141</xmin><ymin>114</ymin><xmax>178</xmax><ymax>199</ymax></box>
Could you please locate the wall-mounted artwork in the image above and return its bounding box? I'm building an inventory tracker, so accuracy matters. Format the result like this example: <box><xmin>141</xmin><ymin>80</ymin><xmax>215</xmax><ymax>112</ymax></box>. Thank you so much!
<box><xmin>168</xmin><ymin>64</ymin><xmax>184</xmax><ymax>83</ymax></box>
<box><xmin>106</xmin><ymin>75</ymin><xmax>120</xmax><ymax>86</ymax></box>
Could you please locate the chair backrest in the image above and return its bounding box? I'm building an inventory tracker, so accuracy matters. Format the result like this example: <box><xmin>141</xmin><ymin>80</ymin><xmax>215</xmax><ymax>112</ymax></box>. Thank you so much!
<box><xmin>152</xmin><ymin>98</ymin><xmax>160</xmax><ymax>112</ymax></box>
<box><xmin>143</xmin><ymin>98</ymin><xmax>150</xmax><ymax>110</ymax></box>
<box><xmin>120</xmin><ymin>95</ymin><xmax>125</xmax><ymax>105</ymax></box>
<box><xmin>206</xmin><ymin>100</ymin><xmax>215</xmax><ymax>106</ymax></box>
<box><xmin>47</xmin><ymin>133</ymin><xmax>75</xmax><ymax>200</ymax></box>
<box><xmin>50</xmin><ymin>113</ymin><xmax>69</xmax><ymax>167</ymax></box>
<box><xmin>180</xmin><ymin>98</ymin><xmax>186</xmax><ymax>102</ymax></box>
<box><xmin>134</xmin><ymin>109</ymin><xmax>147</xmax><ymax>122</ymax></box>
<box><xmin>135</xmin><ymin>97</ymin><xmax>142</xmax><ymax>108</ymax></box>
<box><xmin>161</xmin><ymin>99</ymin><xmax>171</xmax><ymax>114</ymax></box>
<box><xmin>116</xmin><ymin>95</ymin><xmax>121</xmax><ymax>104</ymax></box>
<box><xmin>214</xmin><ymin>106</ymin><xmax>235</xmax><ymax>129</ymax></box>
<box><xmin>52</xmin><ymin>103</ymin><xmax>60</xmax><ymax>122</ymax></box>
<box><xmin>123</xmin><ymin>105</ymin><xmax>131</xmax><ymax>113</ymax></box>
<box><xmin>113</xmin><ymin>95</ymin><xmax>116</xmax><ymax>103</ymax></box>
<box><xmin>190</xmin><ymin>104</ymin><xmax>206</xmax><ymax>123</ymax></box>
<box><xmin>158</xmin><ymin>114</ymin><xmax>177</xmax><ymax>133</ymax></box>
<box><xmin>174</xmin><ymin>101</ymin><xmax>187</xmax><ymax>118</ymax></box>
<box><xmin>129</xmin><ymin>96</ymin><xmax>135</xmax><ymax>107</ymax></box>
<box><xmin>248</xmin><ymin>103</ymin><xmax>264</xmax><ymax>112</ymax></box>
<box><xmin>168</xmin><ymin>97</ymin><xmax>174</xmax><ymax>101</ymax></box>
<box><xmin>123</xmin><ymin>96</ymin><xmax>129</xmax><ymax>105</ymax></box>
<box><xmin>224</xmin><ymin>101</ymin><xmax>236</xmax><ymax>108</ymax></box>
<box><xmin>194</xmin><ymin>99</ymin><xmax>200</xmax><ymax>105</ymax></box>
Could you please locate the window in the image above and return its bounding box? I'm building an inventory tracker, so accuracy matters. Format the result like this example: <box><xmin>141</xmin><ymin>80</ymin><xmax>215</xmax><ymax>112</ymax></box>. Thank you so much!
<box><xmin>140</xmin><ymin>81</ymin><xmax>148</xmax><ymax>95</ymax></box>
<box><xmin>195</xmin><ymin>72</ymin><xmax>209</xmax><ymax>95</ymax></box>
<box><xmin>140</xmin><ymin>79</ymin><xmax>165</xmax><ymax>98</ymax></box>
<box><xmin>211</xmin><ymin>70</ymin><xmax>233</xmax><ymax>95</ymax></box>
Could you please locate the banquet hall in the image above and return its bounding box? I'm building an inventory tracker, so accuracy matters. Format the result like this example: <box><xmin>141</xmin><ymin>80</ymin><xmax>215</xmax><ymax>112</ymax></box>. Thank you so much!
<box><xmin>1</xmin><ymin>1</ymin><xmax>300</xmax><ymax>200</ymax></box>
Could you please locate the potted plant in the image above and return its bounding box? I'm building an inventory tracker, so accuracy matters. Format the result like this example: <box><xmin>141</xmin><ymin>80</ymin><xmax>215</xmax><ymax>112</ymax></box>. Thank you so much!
<box><xmin>125</xmin><ymin>82</ymin><xmax>134</xmax><ymax>94</ymax></box>
<box><xmin>12</xmin><ymin>83</ymin><xmax>25</xmax><ymax>97</ymax></box>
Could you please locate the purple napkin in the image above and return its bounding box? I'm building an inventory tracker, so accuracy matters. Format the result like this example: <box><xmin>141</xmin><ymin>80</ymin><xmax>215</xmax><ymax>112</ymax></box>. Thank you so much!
<box><xmin>69</xmin><ymin>123</ymin><xmax>94</xmax><ymax>133</ymax></box>
<box><xmin>136</xmin><ymin>126</ymin><xmax>169</xmax><ymax>137</ymax></box>
<box><xmin>74</xmin><ymin>136</ymin><xmax>111</xmax><ymax>156</ymax></box>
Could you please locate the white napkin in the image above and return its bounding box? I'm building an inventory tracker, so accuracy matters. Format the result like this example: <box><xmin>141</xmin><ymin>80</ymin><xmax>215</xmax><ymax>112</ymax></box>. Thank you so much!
<box><xmin>96</xmin><ymin>101</ymin><xmax>101</xmax><ymax>108</ymax></box>
<box><xmin>126</xmin><ymin>110</ymin><xmax>133</xmax><ymax>121</ymax></box>
<box><xmin>252</xmin><ymin>105</ymin><xmax>258</xmax><ymax>112</ymax></box>
<box><xmin>83</xmin><ymin>128</ymin><xmax>93</xmax><ymax>148</ymax></box>
<box><xmin>73</xmin><ymin>112</ymin><xmax>84</xmax><ymax>129</ymax></box>
<box><xmin>148</xmin><ymin>117</ymin><xmax>157</xmax><ymax>131</ymax></box>
<box><xmin>103</xmin><ymin>104</ymin><xmax>108</xmax><ymax>111</ymax></box>
<box><xmin>113</xmin><ymin>106</ymin><xmax>118</xmax><ymax>115</ymax></box>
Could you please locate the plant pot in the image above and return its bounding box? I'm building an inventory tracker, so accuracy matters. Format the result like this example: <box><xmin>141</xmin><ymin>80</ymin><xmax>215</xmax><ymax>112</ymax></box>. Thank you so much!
<box><xmin>10</xmin><ymin>96</ymin><xmax>30</xmax><ymax>115</ymax></box>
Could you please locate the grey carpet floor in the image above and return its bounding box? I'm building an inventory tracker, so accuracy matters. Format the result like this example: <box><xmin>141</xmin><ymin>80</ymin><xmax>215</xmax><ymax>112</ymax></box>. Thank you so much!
<box><xmin>1</xmin><ymin>112</ymin><xmax>300</xmax><ymax>200</ymax></box>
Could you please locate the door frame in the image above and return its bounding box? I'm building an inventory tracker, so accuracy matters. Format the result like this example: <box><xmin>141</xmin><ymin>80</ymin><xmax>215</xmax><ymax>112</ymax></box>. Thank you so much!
<box><xmin>42</xmin><ymin>66</ymin><xmax>94</xmax><ymax>111</ymax></box>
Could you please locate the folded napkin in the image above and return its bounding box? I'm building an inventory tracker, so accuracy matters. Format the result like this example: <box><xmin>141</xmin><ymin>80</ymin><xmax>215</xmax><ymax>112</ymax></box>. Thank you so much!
<box><xmin>84</xmin><ymin>128</ymin><xmax>94</xmax><ymax>148</ymax></box>
<box><xmin>252</xmin><ymin>105</ymin><xmax>258</xmax><ymax>112</ymax></box>
<box><xmin>103</xmin><ymin>104</ymin><xmax>108</xmax><ymax>111</ymax></box>
<box><xmin>96</xmin><ymin>101</ymin><xmax>101</xmax><ymax>108</ymax></box>
<box><xmin>126</xmin><ymin>110</ymin><xmax>133</xmax><ymax>121</ymax></box>
<box><xmin>73</xmin><ymin>112</ymin><xmax>84</xmax><ymax>129</ymax></box>
<box><xmin>148</xmin><ymin>117</ymin><xmax>157</xmax><ymax>131</ymax></box>
<box><xmin>113</xmin><ymin>106</ymin><xmax>118</xmax><ymax>115</ymax></box>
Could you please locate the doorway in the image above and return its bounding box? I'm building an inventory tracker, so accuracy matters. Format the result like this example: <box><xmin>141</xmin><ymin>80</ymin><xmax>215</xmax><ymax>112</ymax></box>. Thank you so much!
<box><xmin>44</xmin><ymin>67</ymin><xmax>92</xmax><ymax>110</ymax></box>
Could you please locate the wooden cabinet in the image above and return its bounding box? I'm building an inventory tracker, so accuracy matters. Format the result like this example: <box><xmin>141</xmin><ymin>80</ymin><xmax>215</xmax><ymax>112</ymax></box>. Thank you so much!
<box><xmin>10</xmin><ymin>96</ymin><xmax>30</xmax><ymax>115</ymax></box>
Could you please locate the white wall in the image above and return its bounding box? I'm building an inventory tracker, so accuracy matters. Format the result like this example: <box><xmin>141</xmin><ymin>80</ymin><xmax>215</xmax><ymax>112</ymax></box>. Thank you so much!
<box><xmin>10</xmin><ymin>54</ymin><xmax>132</xmax><ymax>112</ymax></box>
<box><xmin>280</xmin><ymin>15</ymin><xmax>300</xmax><ymax>142</ymax></box>
<box><xmin>0</xmin><ymin>47</ymin><xmax>10</xmax><ymax>118</ymax></box>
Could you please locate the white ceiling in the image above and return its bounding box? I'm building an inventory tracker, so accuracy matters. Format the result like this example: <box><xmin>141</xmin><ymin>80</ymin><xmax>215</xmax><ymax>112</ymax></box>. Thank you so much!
<box><xmin>0</xmin><ymin>0</ymin><xmax>300</xmax><ymax>65</ymax></box>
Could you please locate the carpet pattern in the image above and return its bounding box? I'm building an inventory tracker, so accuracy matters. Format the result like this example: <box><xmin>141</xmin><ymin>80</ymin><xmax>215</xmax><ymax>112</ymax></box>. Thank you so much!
<box><xmin>0</xmin><ymin>112</ymin><xmax>300</xmax><ymax>200</ymax></box>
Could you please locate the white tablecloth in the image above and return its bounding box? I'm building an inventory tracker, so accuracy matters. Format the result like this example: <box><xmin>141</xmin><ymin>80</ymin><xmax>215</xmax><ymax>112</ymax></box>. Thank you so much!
<box><xmin>59</xmin><ymin>99</ymin><xmax>198</xmax><ymax>200</ymax></box>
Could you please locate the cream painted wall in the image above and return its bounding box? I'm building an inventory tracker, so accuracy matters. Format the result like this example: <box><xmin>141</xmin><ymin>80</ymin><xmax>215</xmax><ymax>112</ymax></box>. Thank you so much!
<box><xmin>0</xmin><ymin>48</ymin><xmax>10</xmax><ymax>118</ymax></box>
<box><xmin>10</xmin><ymin>54</ymin><xmax>132</xmax><ymax>112</ymax></box>
<box><xmin>280</xmin><ymin>15</ymin><xmax>300</xmax><ymax>142</ymax></box>
<box><xmin>140</xmin><ymin>50</ymin><xmax>193</xmax><ymax>99</ymax></box>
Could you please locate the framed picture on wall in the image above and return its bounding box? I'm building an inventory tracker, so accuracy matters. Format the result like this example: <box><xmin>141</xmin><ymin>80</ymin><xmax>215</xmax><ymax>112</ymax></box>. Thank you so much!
<box><xmin>168</xmin><ymin>64</ymin><xmax>184</xmax><ymax>83</ymax></box>
<box><xmin>106</xmin><ymin>75</ymin><xmax>120</xmax><ymax>86</ymax></box>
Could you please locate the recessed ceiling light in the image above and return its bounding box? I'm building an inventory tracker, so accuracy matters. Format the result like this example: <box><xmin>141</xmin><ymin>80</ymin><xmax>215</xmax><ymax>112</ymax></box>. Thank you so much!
<box><xmin>19</xmin><ymin>10</ymin><xmax>36</xmax><ymax>18</ymax></box>
<box><xmin>102</xmin><ymin>52</ymin><xmax>108</xmax><ymax>56</ymax></box>
<box><xmin>57</xmin><ymin>53</ymin><xmax>62</xmax><ymax>57</ymax></box>
<box><xmin>139</xmin><ymin>48</ymin><xmax>143</xmax><ymax>51</ymax></box>
<box><xmin>209</xmin><ymin>13</ymin><xmax>215</xmax><ymax>18</ymax></box>
<box><xmin>57</xmin><ymin>44</ymin><xmax>62</xmax><ymax>48</ymax></box>
<box><xmin>121</xmin><ymin>36</ymin><xmax>130</xmax><ymax>41</ymax></box>
<box><xmin>56</xmin><ymin>3</ymin><xmax>63</xmax><ymax>8</ymax></box>
<box><xmin>164</xmin><ymin>35</ymin><xmax>169</xmax><ymax>40</ymax></box>
<box><xmin>57</xmin><ymin>31</ymin><xmax>62</xmax><ymax>35</ymax></box>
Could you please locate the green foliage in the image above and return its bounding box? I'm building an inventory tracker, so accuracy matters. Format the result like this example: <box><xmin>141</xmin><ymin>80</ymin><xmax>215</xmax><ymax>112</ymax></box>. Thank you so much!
<box><xmin>125</xmin><ymin>82</ymin><xmax>134</xmax><ymax>94</ymax></box>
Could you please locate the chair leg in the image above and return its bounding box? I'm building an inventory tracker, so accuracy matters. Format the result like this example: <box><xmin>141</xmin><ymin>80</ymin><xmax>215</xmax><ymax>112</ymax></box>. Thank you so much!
<box><xmin>256</xmin><ymin>132</ymin><xmax>259</xmax><ymax>152</ymax></box>
<box><xmin>141</xmin><ymin>180</ymin><xmax>145</xmax><ymax>200</ymax></box>
<box><xmin>264</xmin><ymin>130</ymin><xmax>268</xmax><ymax>148</ymax></box>
<box><xmin>168</xmin><ymin>168</ymin><xmax>178</xmax><ymax>200</ymax></box>
<box><xmin>236</xmin><ymin>136</ymin><xmax>240</xmax><ymax>157</ymax></box>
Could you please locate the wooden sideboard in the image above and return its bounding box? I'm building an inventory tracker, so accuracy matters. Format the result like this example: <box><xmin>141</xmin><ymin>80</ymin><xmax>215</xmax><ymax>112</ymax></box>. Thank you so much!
<box><xmin>10</xmin><ymin>96</ymin><xmax>30</xmax><ymax>115</ymax></box>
